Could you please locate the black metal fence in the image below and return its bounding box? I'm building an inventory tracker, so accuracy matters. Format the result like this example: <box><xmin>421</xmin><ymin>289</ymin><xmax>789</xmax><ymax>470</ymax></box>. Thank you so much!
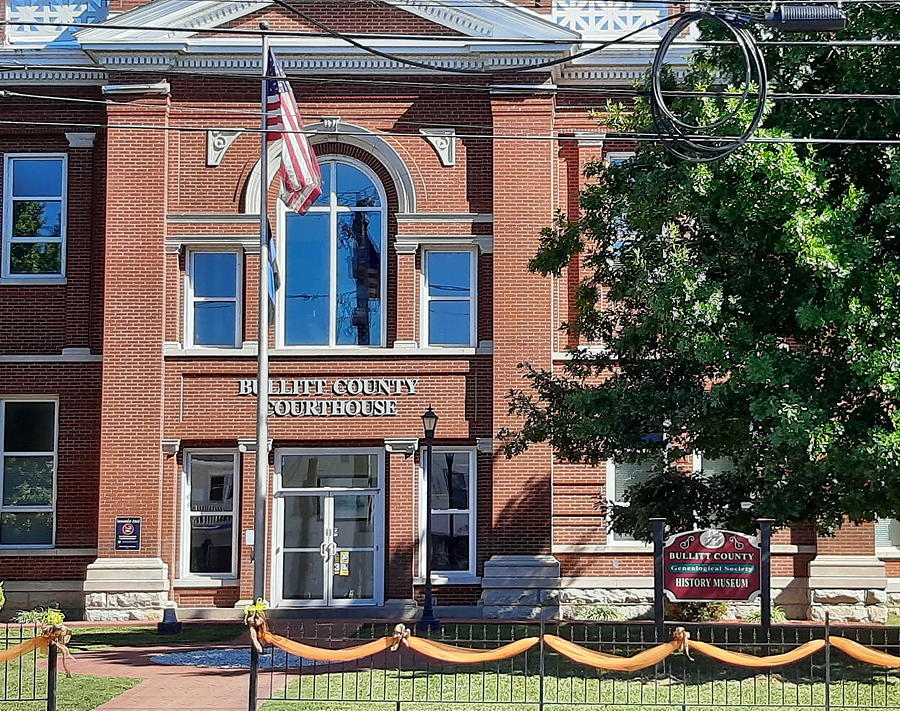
<box><xmin>0</xmin><ymin>624</ymin><xmax>57</xmax><ymax>710</ymax></box>
<box><xmin>250</xmin><ymin>619</ymin><xmax>900</xmax><ymax>711</ymax></box>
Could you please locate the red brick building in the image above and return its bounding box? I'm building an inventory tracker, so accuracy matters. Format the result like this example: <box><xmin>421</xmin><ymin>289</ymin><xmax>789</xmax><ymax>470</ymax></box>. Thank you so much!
<box><xmin>0</xmin><ymin>0</ymin><xmax>895</xmax><ymax>622</ymax></box>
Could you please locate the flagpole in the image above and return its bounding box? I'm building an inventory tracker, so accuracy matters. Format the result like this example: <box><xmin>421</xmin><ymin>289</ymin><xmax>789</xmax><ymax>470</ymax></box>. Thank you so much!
<box><xmin>253</xmin><ymin>20</ymin><xmax>270</xmax><ymax>604</ymax></box>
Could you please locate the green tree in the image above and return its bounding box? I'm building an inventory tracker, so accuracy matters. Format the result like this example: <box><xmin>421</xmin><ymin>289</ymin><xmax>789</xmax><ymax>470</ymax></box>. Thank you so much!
<box><xmin>505</xmin><ymin>7</ymin><xmax>900</xmax><ymax>540</ymax></box>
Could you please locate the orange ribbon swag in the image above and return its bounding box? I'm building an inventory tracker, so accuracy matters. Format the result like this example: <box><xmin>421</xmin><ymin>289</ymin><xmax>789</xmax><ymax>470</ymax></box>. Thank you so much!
<box><xmin>43</xmin><ymin>624</ymin><xmax>74</xmax><ymax>678</ymax></box>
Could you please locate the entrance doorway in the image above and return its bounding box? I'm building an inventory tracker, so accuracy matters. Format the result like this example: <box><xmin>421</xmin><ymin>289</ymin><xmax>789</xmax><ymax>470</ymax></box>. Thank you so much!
<box><xmin>273</xmin><ymin>449</ymin><xmax>384</xmax><ymax>607</ymax></box>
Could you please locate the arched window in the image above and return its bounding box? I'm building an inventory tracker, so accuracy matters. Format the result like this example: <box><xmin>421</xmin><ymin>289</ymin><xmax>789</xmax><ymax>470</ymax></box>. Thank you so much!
<box><xmin>279</xmin><ymin>158</ymin><xmax>386</xmax><ymax>347</ymax></box>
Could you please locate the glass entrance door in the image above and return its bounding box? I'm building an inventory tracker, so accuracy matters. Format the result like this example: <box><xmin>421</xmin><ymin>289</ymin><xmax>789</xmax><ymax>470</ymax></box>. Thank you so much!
<box><xmin>274</xmin><ymin>450</ymin><xmax>384</xmax><ymax>607</ymax></box>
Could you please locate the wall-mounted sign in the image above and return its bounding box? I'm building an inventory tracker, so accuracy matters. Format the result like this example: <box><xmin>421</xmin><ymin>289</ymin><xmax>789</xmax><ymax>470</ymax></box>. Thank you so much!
<box><xmin>663</xmin><ymin>529</ymin><xmax>760</xmax><ymax>602</ymax></box>
<box><xmin>115</xmin><ymin>516</ymin><xmax>142</xmax><ymax>551</ymax></box>
<box><xmin>236</xmin><ymin>378</ymin><xmax>419</xmax><ymax>418</ymax></box>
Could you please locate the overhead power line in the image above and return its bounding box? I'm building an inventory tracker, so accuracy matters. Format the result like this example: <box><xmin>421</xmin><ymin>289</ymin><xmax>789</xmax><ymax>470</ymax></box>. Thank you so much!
<box><xmin>0</xmin><ymin>115</ymin><xmax>896</xmax><ymax>147</ymax></box>
<box><xmin>4</xmin><ymin>18</ymin><xmax>900</xmax><ymax>47</ymax></box>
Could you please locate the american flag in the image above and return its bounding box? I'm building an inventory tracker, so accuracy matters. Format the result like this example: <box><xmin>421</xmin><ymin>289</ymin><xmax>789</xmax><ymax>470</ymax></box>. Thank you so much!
<box><xmin>265</xmin><ymin>48</ymin><xmax>322</xmax><ymax>214</ymax></box>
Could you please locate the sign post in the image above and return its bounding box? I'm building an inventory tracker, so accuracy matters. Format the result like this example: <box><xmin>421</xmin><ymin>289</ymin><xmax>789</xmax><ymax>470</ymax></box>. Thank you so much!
<box><xmin>758</xmin><ymin>518</ymin><xmax>774</xmax><ymax>636</ymax></box>
<box><xmin>650</xmin><ymin>518</ymin><xmax>666</xmax><ymax>640</ymax></box>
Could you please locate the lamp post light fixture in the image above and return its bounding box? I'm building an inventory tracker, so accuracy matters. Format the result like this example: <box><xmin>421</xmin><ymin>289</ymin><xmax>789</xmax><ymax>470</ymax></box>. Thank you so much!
<box><xmin>419</xmin><ymin>406</ymin><xmax>441</xmax><ymax>632</ymax></box>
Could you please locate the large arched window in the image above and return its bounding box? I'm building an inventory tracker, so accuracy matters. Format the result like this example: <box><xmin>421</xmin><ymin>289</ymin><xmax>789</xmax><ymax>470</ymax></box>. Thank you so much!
<box><xmin>279</xmin><ymin>158</ymin><xmax>386</xmax><ymax>347</ymax></box>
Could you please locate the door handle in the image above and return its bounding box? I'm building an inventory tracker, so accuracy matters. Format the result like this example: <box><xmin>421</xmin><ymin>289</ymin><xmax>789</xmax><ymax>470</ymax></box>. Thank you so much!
<box><xmin>319</xmin><ymin>541</ymin><xmax>328</xmax><ymax>558</ymax></box>
<box><xmin>328</xmin><ymin>541</ymin><xmax>338</xmax><ymax>558</ymax></box>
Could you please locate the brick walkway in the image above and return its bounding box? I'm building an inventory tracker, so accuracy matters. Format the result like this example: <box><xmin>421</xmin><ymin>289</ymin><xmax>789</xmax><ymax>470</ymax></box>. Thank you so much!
<box><xmin>69</xmin><ymin>644</ymin><xmax>261</xmax><ymax>711</ymax></box>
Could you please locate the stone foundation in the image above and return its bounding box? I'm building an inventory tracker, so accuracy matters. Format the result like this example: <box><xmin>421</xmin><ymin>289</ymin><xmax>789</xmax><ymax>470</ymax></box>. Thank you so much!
<box><xmin>808</xmin><ymin>555</ymin><xmax>887</xmax><ymax>623</ymax></box>
<box><xmin>0</xmin><ymin>581</ymin><xmax>86</xmax><ymax>621</ymax></box>
<box><xmin>83</xmin><ymin>557</ymin><xmax>170</xmax><ymax>621</ymax></box>
<box><xmin>559</xmin><ymin>577</ymin><xmax>812</xmax><ymax>621</ymax></box>
<box><xmin>479</xmin><ymin>555</ymin><xmax>560</xmax><ymax>619</ymax></box>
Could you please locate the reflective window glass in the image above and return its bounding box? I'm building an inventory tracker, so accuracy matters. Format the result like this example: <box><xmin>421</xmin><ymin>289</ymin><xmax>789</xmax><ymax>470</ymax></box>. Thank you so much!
<box><xmin>1</xmin><ymin>400</ymin><xmax>56</xmax><ymax>547</ymax></box>
<box><xmin>285</xmin><ymin>213</ymin><xmax>330</xmax><ymax>345</ymax></box>
<box><xmin>336</xmin><ymin>163</ymin><xmax>380</xmax><ymax>207</ymax></box>
<box><xmin>427</xmin><ymin>252</ymin><xmax>471</xmax><ymax>297</ymax></box>
<box><xmin>11</xmin><ymin>159</ymin><xmax>63</xmax><ymax>197</ymax></box>
<box><xmin>336</xmin><ymin>212</ymin><xmax>381</xmax><ymax>346</ymax></box>
<box><xmin>185</xmin><ymin>453</ymin><xmax>236</xmax><ymax>576</ymax></box>
<box><xmin>193</xmin><ymin>253</ymin><xmax>237</xmax><ymax>298</ymax></box>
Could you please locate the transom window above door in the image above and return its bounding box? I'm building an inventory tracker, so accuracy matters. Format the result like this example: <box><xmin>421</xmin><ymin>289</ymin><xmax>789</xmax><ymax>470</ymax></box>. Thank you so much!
<box><xmin>281</xmin><ymin>158</ymin><xmax>386</xmax><ymax>348</ymax></box>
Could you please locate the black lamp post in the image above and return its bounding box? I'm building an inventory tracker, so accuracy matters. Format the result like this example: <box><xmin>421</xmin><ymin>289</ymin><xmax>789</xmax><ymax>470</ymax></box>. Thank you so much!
<box><xmin>419</xmin><ymin>406</ymin><xmax>440</xmax><ymax>632</ymax></box>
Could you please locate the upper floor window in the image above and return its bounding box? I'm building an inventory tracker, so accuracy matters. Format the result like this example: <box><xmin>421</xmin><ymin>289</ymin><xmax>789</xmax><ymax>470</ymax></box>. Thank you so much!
<box><xmin>0</xmin><ymin>399</ymin><xmax>56</xmax><ymax>547</ymax></box>
<box><xmin>186</xmin><ymin>250</ymin><xmax>242</xmax><ymax>348</ymax></box>
<box><xmin>2</xmin><ymin>155</ymin><xmax>67</xmax><ymax>278</ymax></box>
<box><xmin>423</xmin><ymin>250</ymin><xmax>477</xmax><ymax>347</ymax></box>
<box><xmin>280</xmin><ymin>158</ymin><xmax>385</xmax><ymax>347</ymax></box>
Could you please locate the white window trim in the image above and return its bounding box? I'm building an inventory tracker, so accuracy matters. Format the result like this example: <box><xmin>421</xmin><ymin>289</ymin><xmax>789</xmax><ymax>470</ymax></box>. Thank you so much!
<box><xmin>180</xmin><ymin>449</ymin><xmax>240</xmax><ymax>581</ymax></box>
<box><xmin>605</xmin><ymin>458</ymin><xmax>652</xmax><ymax>549</ymax></box>
<box><xmin>418</xmin><ymin>447</ymin><xmax>478</xmax><ymax>581</ymax></box>
<box><xmin>605</xmin><ymin>151</ymin><xmax>636</xmax><ymax>165</ymax></box>
<box><xmin>2</xmin><ymin>154</ymin><xmax>68</xmax><ymax>280</ymax></box>
<box><xmin>0</xmin><ymin>396</ymin><xmax>58</xmax><ymax>549</ymax></box>
<box><xmin>184</xmin><ymin>248</ymin><xmax>243</xmax><ymax>349</ymax></box>
<box><xmin>420</xmin><ymin>247</ymin><xmax>478</xmax><ymax>348</ymax></box>
<box><xmin>276</xmin><ymin>156</ymin><xmax>388</xmax><ymax>350</ymax></box>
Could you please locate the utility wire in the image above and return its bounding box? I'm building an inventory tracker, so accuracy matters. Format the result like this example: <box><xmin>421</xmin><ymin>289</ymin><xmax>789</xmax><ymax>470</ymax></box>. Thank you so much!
<box><xmin>0</xmin><ymin>115</ymin><xmax>897</xmax><ymax>146</ymax></box>
<box><xmin>5</xmin><ymin>18</ymin><xmax>900</xmax><ymax>46</ymax></box>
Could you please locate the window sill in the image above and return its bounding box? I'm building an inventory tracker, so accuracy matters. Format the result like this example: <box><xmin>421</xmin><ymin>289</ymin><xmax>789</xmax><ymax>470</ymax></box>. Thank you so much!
<box><xmin>551</xmin><ymin>544</ymin><xmax>653</xmax><ymax>554</ymax></box>
<box><xmin>876</xmin><ymin>547</ymin><xmax>900</xmax><ymax>560</ymax></box>
<box><xmin>165</xmin><ymin>344</ymin><xmax>494</xmax><ymax>358</ymax></box>
<box><xmin>0</xmin><ymin>547</ymin><xmax>97</xmax><ymax>557</ymax></box>
<box><xmin>0</xmin><ymin>277</ymin><xmax>67</xmax><ymax>286</ymax></box>
<box><xmin>173</xmin><ymin>577</ymin><xmax>239</xmax><ymax>588</ymax></box>
<box><xmin>414</xmin><ymin>575</ymin><xmax>481</xmax><ymax>586</ymax></box>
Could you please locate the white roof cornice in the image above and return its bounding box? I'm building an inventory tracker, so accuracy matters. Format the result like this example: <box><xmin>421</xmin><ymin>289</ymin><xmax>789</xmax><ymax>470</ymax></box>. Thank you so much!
<box><xmin>77</xmin><ymin>0</ymin><xmax>580</xmax><ymax>48</ymax></box>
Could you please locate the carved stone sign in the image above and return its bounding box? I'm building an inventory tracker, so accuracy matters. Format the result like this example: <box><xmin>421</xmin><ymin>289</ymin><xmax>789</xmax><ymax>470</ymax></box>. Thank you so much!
<box><xmin>663</xmin><ymin>529</ymin><xmax>761</xmax><ymax>602</ymax></box>
<box><xmin>236</xmin><ymin>377</ymin><xmax>418</xmax><ymax>417</ymax></box>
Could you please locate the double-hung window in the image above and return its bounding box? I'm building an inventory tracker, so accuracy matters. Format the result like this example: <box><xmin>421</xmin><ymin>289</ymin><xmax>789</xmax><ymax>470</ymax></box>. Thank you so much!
<box><xmin>876</xmin><ymin>518</ymin><xmax>900</xmax><ymax>552</ymax></box>
<box><xmin>282</xmin><ymin>158</ymin><xmax>386</xmax><ymax>347</ymax></box>
<box><xmin>182</xmin><ymin>451</ymin><xmax>238</xmax><ymax>578</ymax></box>
<box><xmin>605</xmin><ymin>459</ymin><xmax>654</xmax><ymax>544</ymax></box>
<box><xmin>2</xmin><ymin>154</ymin><xmax>67</xmax><ymax>278</ymax></box>
<box><xmin>186</xmin><ymin>250</ymin><xmax>241</xmax><ymax>348</ymax></box>
<box><xmin>420</xmin><ymin>449</ymin><xmax>476</xmax><ymax>579</ymax></box>
<box><xmin>0</xmin><ymin>399</ymin><xmax>56</xmax><ymax>547</ymax></box>
<box><xmin>423</xmin><ymin>250</ymin><xmax>476</xmax><ymax>347</ymax></box>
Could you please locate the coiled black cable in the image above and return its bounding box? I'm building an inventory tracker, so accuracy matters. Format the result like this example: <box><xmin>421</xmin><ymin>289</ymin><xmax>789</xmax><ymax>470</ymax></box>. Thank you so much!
<box><xmin>650</xmin><ymin>10</ymin><xmax>768</xmax><ymax>162</ymax></box>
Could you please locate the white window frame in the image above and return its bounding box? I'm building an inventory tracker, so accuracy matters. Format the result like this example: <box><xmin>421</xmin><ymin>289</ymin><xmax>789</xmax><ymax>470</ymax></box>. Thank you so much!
<box><xmin>2</xmin><ymin>154</ymin><xmax>68</xmax><ymax>279</ymax></box>
<box><xmin>418</xmin><ymin>447</ymin><xmax>478</xmax><ymax>582</ymax></box>
<box><xmin>180</xmin><ymin>449</ymin><xmax>240</xmax><ymax>580</ymax></box>
<box><xmin>0</xmin><ymin>396</ymin><xmax>58</xmax><ymax>549</ymax></box>
<box><xmin>604</xmin><ymin>458</ymin><xmax>654</xmax><ymax>547</ymax></box>
<box><xmin>605</xmin><ymin>151</ymin><xmax>636</xmax><ymax>165</ymax></box>
<box><xmin>421</xmin><ymin>248</ymin><xmax>478</xmax><ymax>348</ymax></box>
<box><xmin>184</xmin><ymin>249</ymin><xmax>243</xmax><ymax>349</ymax></box>
<box><xmin>276</xmin><ymin>156</ymin><xmax>388</xmax><ymax>349</ymax></box>
<box><xmin>876</xmin><ymin>518</ymin><xmax>900</xmax><ymax>558</ymax></box>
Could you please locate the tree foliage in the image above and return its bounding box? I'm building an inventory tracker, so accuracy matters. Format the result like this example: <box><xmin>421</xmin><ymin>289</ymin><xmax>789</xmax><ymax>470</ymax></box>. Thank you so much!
<box><xmin>504</xmin><ymin>7</ymin><xmax>900</xmax><ymax>539</ymax></box>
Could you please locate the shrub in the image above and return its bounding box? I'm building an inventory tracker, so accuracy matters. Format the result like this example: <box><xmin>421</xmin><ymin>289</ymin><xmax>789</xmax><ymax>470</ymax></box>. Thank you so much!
<box><xmin>744</xmin><ymin>605</ymin><xmax>788</xmax><ymax>623</ymax></box>
<box><xmin>571</xmin><ymin>604</ymin><xmax>626</xmax><ymax>621</ymax></box>
<box><xmin>13</xmin><ymin>607</ymin><xmax>64</xmax><ymax>625</ymax></box>
<box><xmin>666</xmin><ymin>601</ymin><xmax>730</xmax><ymax>622</ymax></box>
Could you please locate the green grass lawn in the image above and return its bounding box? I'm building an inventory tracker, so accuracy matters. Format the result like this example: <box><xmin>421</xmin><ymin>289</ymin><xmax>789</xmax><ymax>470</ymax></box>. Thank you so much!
<box><xmin>68</xmin><ymin>623</ymin><xmax>246</xmax><ymax>651</ymax></box>
<box><xmin>0</xmin><ymin>653</ymin><xmax>139</xmax><ymax>711</ymax></box>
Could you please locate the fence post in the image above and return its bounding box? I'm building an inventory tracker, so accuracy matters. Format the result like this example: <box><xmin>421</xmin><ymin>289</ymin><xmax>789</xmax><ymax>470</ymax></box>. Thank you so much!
<box><xmin>538</xmin><ymin>618</ymin><xmax>545</xmax><ymax>711</ymax></box>
<box><xmin>758</xmin><ymin>518</ymin><xmax>774</xmax><ymax>638</ymax></box>
<box><xmin>824</xmin><ymin>611</ymin><xmax>831</xmax><ymax>711</ymax></box>
<box><xmin>46</xmin><ymin>642</ymin><xmax>57</xmax><ymax>711</ymax></box>
<box><xmin>248</xmin><ymin>643</ymin><xmax>259</xmax><ymax>711</ymax></box>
